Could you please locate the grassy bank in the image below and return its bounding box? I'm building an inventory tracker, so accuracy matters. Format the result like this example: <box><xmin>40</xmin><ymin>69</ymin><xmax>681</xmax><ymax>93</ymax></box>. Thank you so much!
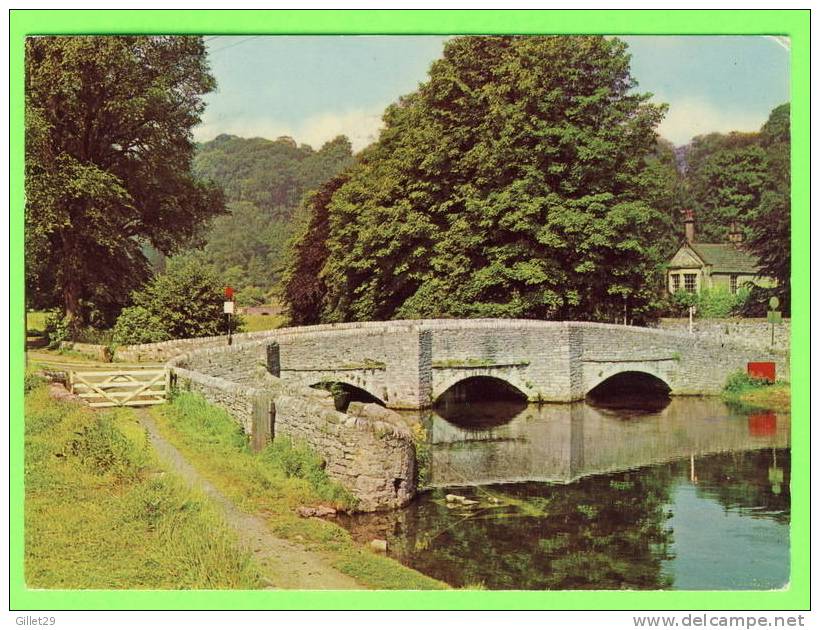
<box><xmin>722</xmin><ymin>371</ymin><xmax>791</xmax><ymax>413</ymax></box>
<box><xmin>151</xmin><ymin>392</ymin><xmax>447</xmax><ymax>590</ymax></box>
<box><xmin>25</xmin><ymin>384</ymin><xmax>260</xmax><ymax>589</ymax></box>
<box><xmin>242</xmin><ymin>313</ymin><xmax>288</xmax><ymax>332</ymax></box>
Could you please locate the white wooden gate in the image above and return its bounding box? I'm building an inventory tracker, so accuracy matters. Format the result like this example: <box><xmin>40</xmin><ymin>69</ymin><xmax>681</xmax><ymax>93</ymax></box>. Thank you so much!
<box><xmin>69</xmin><ymin>369</ymin><xmax>169</xmax><ymax>408</ymax></box>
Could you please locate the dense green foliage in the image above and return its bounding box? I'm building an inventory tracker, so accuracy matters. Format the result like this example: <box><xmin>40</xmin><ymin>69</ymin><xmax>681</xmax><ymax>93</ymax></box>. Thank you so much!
<box><xmin>285</xmin><ymin>36</ymin><xmax>673</xmax><ymax>324</ymax></box>
<box><xmin>682</xmin><ymin>104</ymin><xmax>790</xmax><ymax>314</ymax></box>
<box><xmin>25</xmin><ymin>386</ymin><xmax>259</xmax><ymax>588</ymax></box>
<box><xmin>666</xmin><ymin>286</ymin><xmax>749</xmax><ymax>318</ymax></box>
<box><xmin>191</xmin><ymin>134</ymin><xmax>354</xmax><ymax>291</ymax></box>
<box><xmin>281</xmin><ymin>174</ymin><xmax>349</xmax><ymax>324</ymax></box>
<box><xmin>746</xmin><ymin>104</ymin><xmax>791</xmax><ymax>313</ymax></box>
<box><xmin>25</xmin><ymin>36</ymin><xmax>225</xmax><ymax>331</ymax></box>
<box><xmin>233</xmin><ymin>285</ymin><xmax>267</xmax><ymax>307</ymax></box>
<box><xmin>684</xmin><ymin>132</ymin><xmax>767</xmax><ymax>243</ymax></box>
<box><xmin>113</xmin><ymin>258</ymin><xmax>240</xmax><ymax>344</ymax></box>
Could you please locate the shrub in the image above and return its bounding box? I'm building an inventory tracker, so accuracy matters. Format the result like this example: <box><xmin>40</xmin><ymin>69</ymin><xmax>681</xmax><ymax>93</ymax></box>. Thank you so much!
<box><xmin>113</xmin><ymin>306</ymin><xmax>172</xmax><ymax>345</ymax></box>
<box><xmin>666</xmin><ymin>291</ymin><xmax>698</xmax><ymax>316</ymax></box>
<box><xmin>697</xmin><ymin>287</ymin><xmax>749</xmax><ymax>318</ymax></box>
<box><xmin>43</xmin><ymin>310</ymin><xmax>69</xmax><ymax>348</ymax></box>
<box><xmin>724</xmin><ymin>370</ymin><xmax>771</xmax><ymax>394</ymax></box>
<box><xmin>664</xmin><ymin>287</ymin><xmax>749</xmax><ymax>319</ymax></box>
<box><xmin>112</xmin><ymin>258</ymin><xmax>245</xmax><ymax>344</ymax></box>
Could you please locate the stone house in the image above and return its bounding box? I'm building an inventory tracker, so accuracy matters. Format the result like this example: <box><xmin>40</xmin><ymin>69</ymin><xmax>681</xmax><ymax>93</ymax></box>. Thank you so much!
<box><xmin>666</xmin><ymin>211</ymin><xmax>774</xmax><ymax>295</ymax></box>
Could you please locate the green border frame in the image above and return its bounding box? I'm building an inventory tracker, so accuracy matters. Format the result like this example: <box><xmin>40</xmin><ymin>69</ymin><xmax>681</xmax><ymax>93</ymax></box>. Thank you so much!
<box><xmin>9</xmin><ymin>9</ymin><xmax>810</xmax><ymax>611</ymax></box>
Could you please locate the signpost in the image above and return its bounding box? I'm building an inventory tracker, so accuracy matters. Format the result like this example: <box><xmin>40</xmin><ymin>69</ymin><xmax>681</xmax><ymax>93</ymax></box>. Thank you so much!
<box><xmin>767</xmin><ymin>296</ymin><xmax>782</xmax><ymax>347</ymax></box>
<box><xmin>224</xmin><ymin>286</ymin><xmax>235</xmax><ymax>346</ymax></box>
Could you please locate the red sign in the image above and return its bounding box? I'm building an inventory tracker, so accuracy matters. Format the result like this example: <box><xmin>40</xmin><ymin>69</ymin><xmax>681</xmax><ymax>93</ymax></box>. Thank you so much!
<box><xmin>748</xmin><ymin>412</ymin><xmax>777</xmax><ymax>437</ymax></box>
<box><xmin>747</xmin><ymin>362</ymin><xmax>776</xmax><ymax>382</ymax></box>
<box><xmin>224</xmin><ymin>286</ymin><xmax>234</xmax><ymax>300</ymax></box>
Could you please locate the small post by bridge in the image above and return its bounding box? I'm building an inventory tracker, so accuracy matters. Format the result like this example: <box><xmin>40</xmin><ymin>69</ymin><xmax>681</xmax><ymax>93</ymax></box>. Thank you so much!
<box><xmin>767</xmin><ymin>296</ymin><xmax>782</xmax><ymax>348</ymax></box>
<box><xmin>224</xmin><ymin>286</ymin><xmax>234</xmax><ymax>346</ymax></box>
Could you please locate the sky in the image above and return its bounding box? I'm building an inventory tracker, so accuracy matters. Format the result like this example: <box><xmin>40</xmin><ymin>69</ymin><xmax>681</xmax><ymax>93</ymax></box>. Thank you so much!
<box><xmin>196</xmin><ymin>35</ymin><xmax>790</xmax><ymax>151</ymax></box>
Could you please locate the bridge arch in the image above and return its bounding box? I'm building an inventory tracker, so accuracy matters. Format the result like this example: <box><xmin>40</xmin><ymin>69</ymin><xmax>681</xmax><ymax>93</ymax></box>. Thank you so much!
<box><xmin>584</xmin><ymin>365</ymin><xmax>672</xmax><ymax>397</ymax></box>
<box><xmin>308</xmin><ymin>378</ymin><xmax>386</xmax><ymax>411</ymax></box>
<box><xmin>585</xmin><ymin>369</ymin><xmax>671</xmax><ymax>412</ymax></box>
<box><xmin>434</xmin><ymin>375</ymin><xmax>529</xmax><ymax>405</ymax></box>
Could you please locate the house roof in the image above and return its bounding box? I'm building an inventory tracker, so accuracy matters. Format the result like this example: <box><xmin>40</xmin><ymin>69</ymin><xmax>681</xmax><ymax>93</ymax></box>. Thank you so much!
<box><xmin>687</xmin><ymin>243</ymin><xmax>761</xmax><ymax>274</ymax></box>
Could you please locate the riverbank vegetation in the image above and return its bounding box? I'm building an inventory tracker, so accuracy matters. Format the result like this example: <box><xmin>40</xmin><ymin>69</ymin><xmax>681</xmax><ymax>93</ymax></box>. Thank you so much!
<box><xmin>722</xmin><ymin>371</ymin><xmax>790</xmax><ymax>412</ymax></box>
<box><xmin>150</xmin><ymin>392</ymin><xmax>447</xmax><ymax>589</ymax></box>
<box><xmin>24</xmin><ymin>385</ymin><xmax>260</xmax><ymax>588</ymax></box>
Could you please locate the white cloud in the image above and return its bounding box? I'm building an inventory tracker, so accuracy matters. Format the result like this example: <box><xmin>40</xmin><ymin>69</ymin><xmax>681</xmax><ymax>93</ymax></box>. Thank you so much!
<box><xmin>194</xmin><ymin>107</ymin><xmax>385</xmax><ymax>152</ymax></box>
<box><xmin>656</xmin><ymin>98</ymin><xmax>767</xmax><ymax>146</ymax></box>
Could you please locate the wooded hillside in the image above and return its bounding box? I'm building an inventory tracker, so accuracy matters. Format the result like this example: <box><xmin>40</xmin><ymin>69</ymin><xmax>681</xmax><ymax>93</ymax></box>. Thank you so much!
<box><xmin>190</xmin><ymin>133</ymin><xmax>354</xmax><ymax>291</ymax></box>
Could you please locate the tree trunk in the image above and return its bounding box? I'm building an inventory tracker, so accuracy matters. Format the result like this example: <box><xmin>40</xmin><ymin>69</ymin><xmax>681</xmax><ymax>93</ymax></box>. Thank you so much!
<box><xmin>61</xmin><ymin>234</ymin><xmax>83</xmax><ymax>338</ymax></box>
<box><xmin>63</xmin><ymin>277</ymin><xmax>82</xmax><ymax>339</ymax></box>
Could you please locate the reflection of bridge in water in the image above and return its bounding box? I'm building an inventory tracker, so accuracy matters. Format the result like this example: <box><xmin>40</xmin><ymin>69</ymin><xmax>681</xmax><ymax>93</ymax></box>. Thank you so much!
<box><xmin>401</xmin><ymin>398</ymin><xmax>790</xmax><ymax>488</ymax></box>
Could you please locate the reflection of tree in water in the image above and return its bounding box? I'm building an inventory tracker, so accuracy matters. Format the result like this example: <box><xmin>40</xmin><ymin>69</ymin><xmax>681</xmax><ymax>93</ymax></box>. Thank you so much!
<box><xmin>338</xmin><ymin>446</ymin><xmax>791</xmax><ymax>590</ymax></box>
<box><xmin>684</xmin><ymin>449</ymin><xmax>790</xmax><ymax>524</ymax></box>
<box><xmin>382</xmin><ymin>467</ymin><xmax>677</xmax><ymax>590</ymax></box>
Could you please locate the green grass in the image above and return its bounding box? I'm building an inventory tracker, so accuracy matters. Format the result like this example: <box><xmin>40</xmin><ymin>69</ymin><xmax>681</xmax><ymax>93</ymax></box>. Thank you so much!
<box><xmin>151</xmin><ymin>391</ymin><xmax>448</xmax><ymax>590</ymax></box>
<box><xmin>24</xmin><ymin>385</ymin><xmax>260</xmax><ymax>589</ymax></box>
<box><xmin>722</xmin><ymin>371</ymin><xmax>791</xmax><ymax>412</ymax></box>
<box><xmin>241</xmin><ymin>313</ymin><xmax>288</xmax><ymax>332</ymax></box>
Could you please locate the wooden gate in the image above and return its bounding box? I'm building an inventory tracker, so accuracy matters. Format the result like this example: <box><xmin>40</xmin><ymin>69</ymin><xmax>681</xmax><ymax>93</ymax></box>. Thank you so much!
<box><xmin>69</xmin><ymin>369</ymin><xmax>169</xmax><ymax>408</ymax></box>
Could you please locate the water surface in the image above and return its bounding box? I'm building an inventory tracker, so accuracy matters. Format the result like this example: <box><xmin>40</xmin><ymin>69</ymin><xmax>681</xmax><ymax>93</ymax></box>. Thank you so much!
<box><xmin>340</xmin><ymin>397</ymin><xmax>790</xmax><ymax>590</ymax></box>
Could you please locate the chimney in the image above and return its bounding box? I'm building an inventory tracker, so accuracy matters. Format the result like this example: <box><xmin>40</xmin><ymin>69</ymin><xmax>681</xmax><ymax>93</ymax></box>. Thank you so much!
<box><xmin>728</xmin><ymin>222</ymin><xmax>744</xmax><ymax>246</ymax></box>
<box><xmin>682</xmin><ymin>209</ymin><xmax>695</xmax><ymax>244</ymax></box>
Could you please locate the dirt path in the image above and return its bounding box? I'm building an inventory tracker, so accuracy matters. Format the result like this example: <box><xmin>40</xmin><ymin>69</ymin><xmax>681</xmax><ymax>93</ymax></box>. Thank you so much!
<box><xmin>134</xmin><ymin>408</ymin><xmax>364</xmax><ymax>590</ymax></box>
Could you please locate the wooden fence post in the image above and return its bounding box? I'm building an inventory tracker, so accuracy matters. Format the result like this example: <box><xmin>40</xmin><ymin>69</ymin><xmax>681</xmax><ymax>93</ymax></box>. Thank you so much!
<box><xmin>251</xmin><ymin>393</ymin><xmax>275</xmax><ymax>452</ymax></box>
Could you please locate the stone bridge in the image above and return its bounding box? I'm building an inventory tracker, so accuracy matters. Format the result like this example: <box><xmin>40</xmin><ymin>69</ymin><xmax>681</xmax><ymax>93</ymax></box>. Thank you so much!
<box><xmin>164</xmin><ymin>318</ymin><xmax>787</xmax><ymax>510</ymax></box>
<box><xmin>165</xmin><ymin>319</ymin><xmax>789</xmax><ymax>510</ymax></box>
<box><xmin>264</xmin><ymin>319</ymin><xmax>787</xmax><ymax>409</ymax></box>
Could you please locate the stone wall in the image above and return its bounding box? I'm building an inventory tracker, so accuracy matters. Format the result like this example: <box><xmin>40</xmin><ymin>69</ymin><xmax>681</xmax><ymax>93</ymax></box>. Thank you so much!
<box><xmin>272</xmin><ymin>395</ymin><xmax>415</xmax><ymax>510</ymax></box>
<box><xmin>169</xmin><ymin>345</ymin><xmax>417</xmax><ymax>511</ymax></box>
<box><xmin>576</xmin><ymin>322</ymin><xmax>789</xmax><ymax>396</ymax></box>
<box><xmin>173</xmin><ymin>340</ymin><xmax>268</xmax><ymax>385</ymax></box>
<box><xmin>171</xmin><ymin>366</ymin><xmax>260</xmax><ymax>434</ymax></box>
<box><xmin>427</xmin><ymin>321</ymin><xmax>573</xmax><ymax>402</ymax></box>
<box><xmin>275</xmin><ymin>324</ymin><xmax>433</xmax><ymax>408</ymax></box>
<box><xmin>657</xmin><ymin>318</ymin><xmax>791</xmax><ymax>353</ymax></box>
<box><xmin>116</xmin><ymin>330</ymin><xmax>281</xmax><ymax>363</ymax></box>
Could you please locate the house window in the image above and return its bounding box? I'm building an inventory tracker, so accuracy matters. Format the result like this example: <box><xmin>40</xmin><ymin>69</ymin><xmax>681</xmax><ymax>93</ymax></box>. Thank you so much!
<box><xmin>671</xmin><ymin>274</ymin><xmax>681</xmax><ymax>293</ymax></box>
<box><xmin>730</xmin><ymin>275</ymin><xmax>738</xmax><ymax>294</ymax></box>
<box><xmin>684</xmin><ymin>273</ymin><xmax>697</xmax><ymax>293</ymax></box>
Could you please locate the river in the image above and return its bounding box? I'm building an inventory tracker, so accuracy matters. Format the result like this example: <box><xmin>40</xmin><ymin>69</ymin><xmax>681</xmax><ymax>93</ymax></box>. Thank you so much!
<box><xmin>338</xmin><ymin>392</ymin><xmax>790</xmax><ymax>590</ymax></box>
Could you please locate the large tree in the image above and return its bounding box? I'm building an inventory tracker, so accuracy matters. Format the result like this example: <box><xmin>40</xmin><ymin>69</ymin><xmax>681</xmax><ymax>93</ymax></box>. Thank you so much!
<box><xmin>25</xmin><ymin>36</ymin><xmax>225</xmax><ymax>330</ymax></box>
<box><xmin>285</xmin><ymin>36</ymin><xmax>669</xmax><ymax>323</ymax></box>
<box><xmin>746</xmin><ymin>103</ymin><xmax>791</xmax><ymax>313</ymax></box>
<box><xmin>684</xmin><ymin>131</ymin><xmax>767</xmax><ymax>242</ymax></box>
